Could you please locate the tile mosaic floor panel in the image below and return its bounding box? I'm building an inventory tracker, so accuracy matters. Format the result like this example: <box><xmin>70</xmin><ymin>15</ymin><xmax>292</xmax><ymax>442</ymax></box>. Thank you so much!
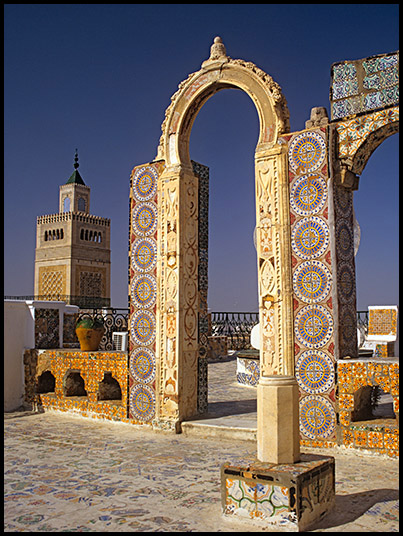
<box><xmin>4</xmin><ymin>410</ymin><xmax>399</xmax><ymax>532</ymax></box>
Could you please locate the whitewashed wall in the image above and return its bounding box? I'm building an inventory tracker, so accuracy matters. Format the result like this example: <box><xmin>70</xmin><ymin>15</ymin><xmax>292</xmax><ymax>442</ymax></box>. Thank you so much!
<box><xmin>4</xmin><ymin>300</ymin><xmax>35</xmax><ymax>411</ymax></box>
<box><xmin>4</xmin><ymin>300</ymin><xmax>79</xmax><ymax>411</ymax></box>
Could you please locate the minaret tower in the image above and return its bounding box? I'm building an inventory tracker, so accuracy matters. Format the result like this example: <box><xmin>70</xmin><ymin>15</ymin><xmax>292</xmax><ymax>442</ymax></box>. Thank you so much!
<box><xmin>34</xmin><ymin>151</ymin><xmax>111</xmax><ymax>307</ymax></box>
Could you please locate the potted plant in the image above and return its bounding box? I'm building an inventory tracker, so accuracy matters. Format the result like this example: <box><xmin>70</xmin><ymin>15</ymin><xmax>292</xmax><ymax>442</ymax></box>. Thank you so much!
<box><xmin>75</xmin><ymin>315</ymin><xmax>104</xmax><ymax>351</ymax></box>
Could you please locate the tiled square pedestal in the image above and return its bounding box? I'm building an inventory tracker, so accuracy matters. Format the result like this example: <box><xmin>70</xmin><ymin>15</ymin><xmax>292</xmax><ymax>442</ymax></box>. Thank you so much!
<box><xmin>221</xmin><ymin>454</ymin><xmax>335</xmax><ymax>531</ymax></box>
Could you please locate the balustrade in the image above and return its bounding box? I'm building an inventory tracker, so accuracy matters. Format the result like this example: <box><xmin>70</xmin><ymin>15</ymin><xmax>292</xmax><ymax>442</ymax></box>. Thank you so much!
<box><xmin>4</xmin><ymin>297</ymin><xmax>370</xmax><ymax>352</ymax></box>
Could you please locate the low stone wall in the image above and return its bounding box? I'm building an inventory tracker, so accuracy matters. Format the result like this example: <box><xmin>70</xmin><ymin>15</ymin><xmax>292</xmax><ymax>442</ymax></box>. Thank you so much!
<box><xmin>24</xmin><ymin>349</ymin><xmax>128</xmax><ymax>422</ymax></box>
<box><xmin>337</xmin><ymin>359</ymin><xmax>399</xmax><ymax>457</ymax></box>
<box><xmin>233</xmin><ymin>353</ymin><xmax>399</xmax><ymax>457</ymax></box>
<box><xmin>23</xmin><ymin>350</ymin><xmax>399</xmax><ymax>457</ymax></box>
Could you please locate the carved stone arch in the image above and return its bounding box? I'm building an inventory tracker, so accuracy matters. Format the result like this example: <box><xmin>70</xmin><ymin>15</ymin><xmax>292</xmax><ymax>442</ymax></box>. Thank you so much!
<box><xmin>129</xmin><ymin>38</ymin><xmax>295</xmax><ymax>431</ymax></box>
<box><xmin>351</xmin><ymin>120</ymin><xmax>399</xmax><ymax>176</ymax></box>
<box><xmin>330</xmin><ymin>104</ymin><xmax>399</xmax><ymax>364</ymax></box>
<box><xmin>156</xmin><ymin>45</ymin><xmax>290</xmax><ymax>168</ymax></box>
<box><xmin>334</xmin><ymin>105</ymin><xmax>399</xmax><ymax>188</ymax></box>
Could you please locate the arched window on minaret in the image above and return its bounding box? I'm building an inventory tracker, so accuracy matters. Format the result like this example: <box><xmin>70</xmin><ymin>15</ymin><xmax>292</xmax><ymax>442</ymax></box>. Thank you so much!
<box><xmin>78</xmin><ymin>197</ymin><xmax>86</xmax><ymax>212</ymax></box>
<box><xmin>64</xmin><ymin>197</ymin><xmax>71</xmax><ymax>212</ymax></box>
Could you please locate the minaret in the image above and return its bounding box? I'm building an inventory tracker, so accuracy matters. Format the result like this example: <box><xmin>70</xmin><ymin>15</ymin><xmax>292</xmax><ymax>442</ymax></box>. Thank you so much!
<box><xmin>34</xmin><ymin>151</ymin><xmax>111</xmax><ymax>307</ymax></box>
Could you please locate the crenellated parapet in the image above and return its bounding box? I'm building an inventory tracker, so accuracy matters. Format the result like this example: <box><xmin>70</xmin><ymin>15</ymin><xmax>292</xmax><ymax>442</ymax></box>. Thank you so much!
<box><xmin>37</xmin><ymin>212</ymin><xmax>110</xmax><ymax>226</ymax></box>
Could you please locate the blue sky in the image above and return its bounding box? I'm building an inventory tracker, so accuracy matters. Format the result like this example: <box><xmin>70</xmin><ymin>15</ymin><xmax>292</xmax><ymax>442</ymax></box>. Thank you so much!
<box><xmin>4</xmin><ymin>4</ymin><xmax>399</xmax><ymax>311</ymax></box>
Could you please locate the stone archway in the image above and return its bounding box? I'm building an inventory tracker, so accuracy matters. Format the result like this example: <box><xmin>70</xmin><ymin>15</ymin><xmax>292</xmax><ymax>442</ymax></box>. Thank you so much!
<box><xmin>334</xmin><ymin>106</ymin><xmax>399</xmax><ymax>185</ymax></box>
<box><xmin>128</xmin><ymin>38</ymin><xmax>296</xmax><ymax>441</ymax></box>
<box><xmin>330</xmin><ymin>105</ymin><xmax>399</xmax><ymax>360</ymax></box>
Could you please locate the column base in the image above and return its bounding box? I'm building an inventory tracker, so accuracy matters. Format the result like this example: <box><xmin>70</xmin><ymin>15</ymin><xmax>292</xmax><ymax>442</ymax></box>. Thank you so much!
<box><xmin>257</xmin><ymin>375</ymin><xmax>300</xmax><ymax>463</ymax></box>
<box><xmin>221</xmin><ymin>454</ymin><xmax>335</xmax><ymax>532</ymax></box>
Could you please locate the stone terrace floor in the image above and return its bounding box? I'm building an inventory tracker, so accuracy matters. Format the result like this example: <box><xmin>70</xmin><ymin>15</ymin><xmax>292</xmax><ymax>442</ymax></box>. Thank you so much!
<box><xmin>4</xmin><ymin>357</ymin><xmax>399</xmax><ymax>532</ymax></box>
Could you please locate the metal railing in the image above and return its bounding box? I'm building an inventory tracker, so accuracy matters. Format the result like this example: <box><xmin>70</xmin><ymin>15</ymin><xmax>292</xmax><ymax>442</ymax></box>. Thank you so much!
<box><xmin>357</xmin><ymin>310</ymin><xmax>369</xmax><ymax>334</ymax></box>
<box><xmin>210</xmin><ymin>311</ymin><xmax>259</xmax><ymax>351</ymax></box>
<box><xmin>75</xmin><ymin>309</ymin><xmax>371</xmax><ymax>352</ymax></box>
<box><xmin>5</xmin><ymin>295</ymin><xmax>371</xmax><ymax>352</ymax></box>
<box><xmin>78</xmin><ymin>309</ymin><xmax>370</xmax><ymax>352</ymax></box>
<box><xmin>4</xmin><ymin>294</ymin><xmax>111</xmax><ymax>309</ymax></box>
<box><xmin>71</xmin><ymin>309</ymin><xmax>260</xmax><ymax>351</ymax></box>
<box><xmin>75</xmin><ymin>310</ymin><xmax>260</xmax><ymax>351</ymax></box>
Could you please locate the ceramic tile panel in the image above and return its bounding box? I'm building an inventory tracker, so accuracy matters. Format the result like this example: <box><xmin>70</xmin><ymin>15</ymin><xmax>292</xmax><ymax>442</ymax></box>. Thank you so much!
<box><xmin>336</xmin><ymin>106</ymin><xmax>399</xmax><ymax>161</ymax></box>
<box><xmin>224</xmin><ymin>478</ymin><xmax>289</xmax><ymax>519</ymax></box>
<box><xmin>281</xmin><ymin>127</ymin><xmax>337</xmax><ymax>447</ymax></box>
<box><xmin>330</xmin><ymin>52</ymin><xmax>399</xmax><ymax>120</ymax></box>
<box><xmin>362</xmin><ymin>306</ymin><xmax>398</xmax><ymax>358</ymax></box>
<box><xmin>367</xmin><ymin>306</ymin><xmax>398</xmax><ymax>339</ymax></box>
<box><xmin>128</xmin><ymin>162</ymin><xmax>164</xmax><ymax>424</ymax></box>
<box><xmin>236</xmin><ymin>356</ymin><xmax>260</xmax><ymax>387</ymax></box>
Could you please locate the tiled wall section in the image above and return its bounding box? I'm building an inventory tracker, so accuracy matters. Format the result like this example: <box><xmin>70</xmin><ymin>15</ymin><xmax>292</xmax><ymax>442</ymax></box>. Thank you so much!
<box><xmin>24</xmin><ymin>349</ymin><xmax>128</xmax><ymax>422</ymax></box>
<box><xmin>281</xmin><ymin>128</ymin><xmax>337</xmax><ymax>448</ymax></box>
<box><xmin>336</xmin><ymin>106</ymin><xmax>399</xmax><ymax>165</ymax></box>
<box><xmin>330</xmin><ymin>51</ymin><xmax>399</xmax><ymax>120</ymax></box>
<box><xmin>368</xmin><ymin>306</ymin><xmax>398</xmax><ymax>338</ymax></box>
<box><xmin>128</xmin><ymin>162</ymin><xmax>164</xmax><ymax>424</ymax></box>
<box><xmin>337</xmin><ymin>360</ymin><xmax>399</xmax><ymax>457</ymax></box>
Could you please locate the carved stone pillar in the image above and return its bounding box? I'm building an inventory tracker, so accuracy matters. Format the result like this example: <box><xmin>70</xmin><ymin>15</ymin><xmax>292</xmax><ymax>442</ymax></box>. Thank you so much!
<box><xmin>157</xmin><ymin>165</ymin><xmax>199</xmax><ymax>427</ymax></box>
<box><xmin>255</xmin><ymin>145</ymin><xmax>300</xmax><ymax>463</ymax></box>
<box><xmin>255</xmin><ymin>145</ymin><xmax>294</xmax><ymax>377</ymax></box>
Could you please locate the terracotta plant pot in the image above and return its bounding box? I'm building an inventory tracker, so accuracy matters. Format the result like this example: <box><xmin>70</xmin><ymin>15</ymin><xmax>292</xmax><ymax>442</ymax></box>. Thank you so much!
<box><xmin>76</xmin><ymin>327</ymin><xmax>104</xmax><ymax>351</ymax></box>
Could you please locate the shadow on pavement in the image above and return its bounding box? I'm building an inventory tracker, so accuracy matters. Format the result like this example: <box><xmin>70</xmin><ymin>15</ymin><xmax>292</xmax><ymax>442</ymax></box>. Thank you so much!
<box><xmin>310</xmin><ymin>488</ymin><xmax>399</xmax><ymax>530</ymax></box>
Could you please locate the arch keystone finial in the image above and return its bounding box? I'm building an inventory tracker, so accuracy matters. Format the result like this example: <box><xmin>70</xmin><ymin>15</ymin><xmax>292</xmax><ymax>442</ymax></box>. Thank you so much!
<box><xmin>202</xmin><ymin>36</ymin><xmax>228</xmax><ymax>67</ymax></box>
<box><xmin>210</xmin><ymin>36</ymin><xmax>227</xmax><ymax>59</ymax></box>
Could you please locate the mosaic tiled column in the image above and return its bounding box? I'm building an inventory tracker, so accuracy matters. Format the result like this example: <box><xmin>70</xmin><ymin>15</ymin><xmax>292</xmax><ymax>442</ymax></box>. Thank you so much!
<box><xmin>332</xmin><ymin>183</ymin><xmax>358</xmax><ymax>359</ymax></box>
<box><xmin>192</xmin><ymin>161</ymin><xmax>209</xmax><ymax>414</ymax></box>
<box><xmin>128</xmin><ymin>162</ymin><xmax>163</xmax><ymax>424</ymax></box>
<box><xmin>281</xmin><ymin>128</ymin><xmax>337</xmax><ymax>447</ymax></box>
<box><xmin>129</xmin><ymin>158</ymin><xmax>209</xmax><ymax>426</ymax></box>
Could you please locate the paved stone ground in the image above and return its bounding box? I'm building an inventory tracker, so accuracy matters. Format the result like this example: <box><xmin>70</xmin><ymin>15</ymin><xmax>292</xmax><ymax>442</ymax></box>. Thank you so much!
<box><xmin>4</xmin><ymin>357</ymin><xmax>399</xmax><ymax>532</ymax></box>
